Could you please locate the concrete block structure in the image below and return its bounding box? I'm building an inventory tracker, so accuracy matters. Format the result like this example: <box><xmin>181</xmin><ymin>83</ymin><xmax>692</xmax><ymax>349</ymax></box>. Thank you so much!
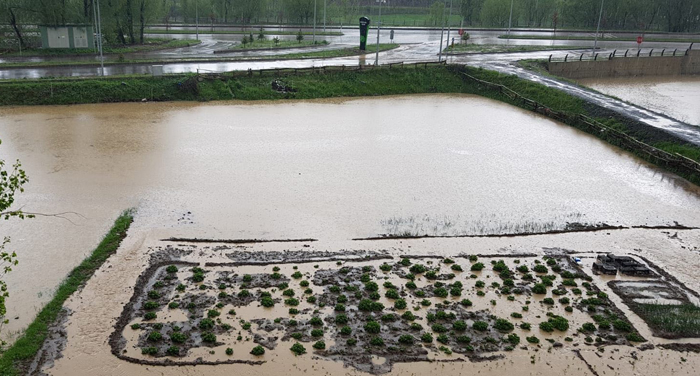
<box><xmin>40</xmin><ymin>25</ymin><xmax>94</xmax><ymax>49</ymax></box>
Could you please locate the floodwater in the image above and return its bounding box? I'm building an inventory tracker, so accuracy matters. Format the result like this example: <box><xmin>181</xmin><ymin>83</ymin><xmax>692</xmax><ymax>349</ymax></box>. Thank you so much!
<box><xmin>579</xmin><ymin>76</ymin><xmax>700</xmax><ymax>126</ymax></box>
<box><xmin>1</xmin><ymin>94</ymin><xmax>700</xmax><ymax>340</ymax></box>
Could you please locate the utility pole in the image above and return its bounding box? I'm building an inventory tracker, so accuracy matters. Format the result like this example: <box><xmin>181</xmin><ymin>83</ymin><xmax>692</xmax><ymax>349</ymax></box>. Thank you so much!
<box><xmin>313</xmin><ymin>0</ymin><xmax>317</xmax><ymax>43</ymax></box>
<box><xmin>445</xmin><ymin>0</ymin><xmax>453</xmax><ymax>52</ymax></box>
<box><xmin>195</xmin><ymin>0</ymin><xmax>199</xmax><ymax>41</ymax></box>
<box><xmin>375</xmin><ymin>0</ymin><xmax>385</xmax><ymax>65</ymax></box>
<box><xmin>96</xmin><ymin>0</ymin><xmax>105</xmax><ymax>76</ymax></box>
<box><xmin>323</xmin><ymin>0</ymin><xmax>327</xmax><ymax>33</ymax></box>
<box><xmin>438</xmin><ymin>1</ymin><xmax>446</xmax><ymax>62</ymax></box>
<box><xmin>593</xmin><ymin>0</ymin><xmax>605</xmax><ymax>56</ymax></box>
<box><xmin>506</xmin><ymin>0</ymin><xmax>514</xmax><ymax>41</ymax></box>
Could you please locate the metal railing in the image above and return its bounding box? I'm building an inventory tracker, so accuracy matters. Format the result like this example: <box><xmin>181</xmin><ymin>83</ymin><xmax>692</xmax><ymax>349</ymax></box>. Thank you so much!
<box><xmin>549</xmin><ymin>47</ymin><xmax>691</xmax><ymax>63</ymax></box>
<box><xmin>222</xmin><ymin>60</ymin><xmax>447</xmax><ymax>77</ymax></box>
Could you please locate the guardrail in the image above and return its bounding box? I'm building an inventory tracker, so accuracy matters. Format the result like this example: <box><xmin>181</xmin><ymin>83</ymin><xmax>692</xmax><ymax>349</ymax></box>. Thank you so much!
<box><xmin>461</xmin><ymin>72</ymin><xmax>700</xmax><ymax>176</ymax></box>
<box><xmin>548</xmin><ymin>47</ymin><xmax>692</xmax><ymax>63</ymax></box>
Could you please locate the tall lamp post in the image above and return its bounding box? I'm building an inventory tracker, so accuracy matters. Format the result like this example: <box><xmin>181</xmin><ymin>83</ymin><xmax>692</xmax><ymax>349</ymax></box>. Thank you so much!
<box><xmin>592</xmin><ymin>0</ymin><xmax>605</xmax><ymax>56</ymax></box>
<box><xmin>195</xmin><ymin>0</ymin><xmax>199</xmax><ymax>40</ymax></box>
<box><xmin>438</xmin><ymin>1</ymin><xmax>446</xmax><ymax>62</ymax></box>
<box><xmin>94</xmin><ymin>0</ymin><xmax>105</xmax><ymax>76</ymax></box>
<box><xmin>313</xmin><ymin>0</ymin><xmax>317</xmax><ymax>43</ymax></box>
<box><xmin>506</xmin><ymin>0</ymin><xmax>514</xmax><ymax>41</ymax></box>
<box><xmin>323</xmin><ymin>0</ymin><xmax>327</xmax><ymax>33</ymax></box>
<box><xmin>375</xmin><ymin>0</ymin><xmax>385</xmax><ymax>65</ymax></box>
<box><xmin>445</xmin><ymin>0</ymin><xmax>453</xmax><ymax>53</ymax></box>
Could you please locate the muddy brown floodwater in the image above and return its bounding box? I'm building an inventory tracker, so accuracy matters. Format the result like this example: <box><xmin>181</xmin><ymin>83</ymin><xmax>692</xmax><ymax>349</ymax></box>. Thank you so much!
<box><xmin>578</xmin><ymin>76</ymin><xmax>700</xmax><ymax>126</ymax></box>
<box><xmin>1</xmin><ymin>94</ymin><xmax>700</xmax><ymax>344</ymax></box>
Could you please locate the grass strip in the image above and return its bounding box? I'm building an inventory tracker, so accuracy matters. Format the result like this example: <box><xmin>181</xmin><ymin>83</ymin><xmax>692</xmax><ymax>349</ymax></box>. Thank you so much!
<box><xmin>444</xmin><ymin>44</ymin><xmax>589</xmax><ymax>54</ymax></box>
<box><xmin>145</xmin><ymin>29</ymin><xmax>342</xmax><ymax>36</ymax></box>
<box><xmin>498</xmin><ymin>35</ymin><xmax>700</xmax><ymax>44</ymax></box>
<box><xmin>630</xmin><ymin>303</ymin><xmax>700</xmax><ymax>338</ymax></box>
<box><xmin>0</xmin><ymin>209</ymin><xmax>135</xmax><ymax>375</ymax></box>
<box><xmin>1</xmin><ymin>39</ymin><xmax>200</xmax><ymax>57</ymax></box>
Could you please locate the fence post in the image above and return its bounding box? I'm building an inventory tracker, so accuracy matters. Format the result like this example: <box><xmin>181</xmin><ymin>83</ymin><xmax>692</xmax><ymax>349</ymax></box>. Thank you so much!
<box><xmin>649</xmin><ymin>49</ymin><xmax>653</xmax><ymax>57</ymax></box>
<box><xmin>564</xmin><ymin>54</ymin><xmax>568</xmax><ymax>62</ymax></box>
<box><xmin>549</xmin><ymin>54</ymin><xmax>552</xmax><ymax>62</ymax></box>
<box><xmin>661</xmin><ymin>48</ymin><xmax>665</xmax><ymax>56</ymax></box>
<box><xmin>594</xmin><ymin>53</ymin><xmax>598</xmax><ymax>60</ymax></box>
<box><xmin>673</xmin><ymin>49</ymin><xmax>677</xmax><ymax>56</ymax></box>
<box><xmin>608</xmin><ymin>53</ymin><xmax>613</xmax><ymax>60</ymax></box>
<box><xmin>612</xmin><ymin>49</ymin><xmax>616</xmax><ymax>58</ymax></box>
<box><xmin>580</xmin><ymin>54</ymin><xmax>584</xmax><ymax>61</ymax></box>
<box><xmin>624</xmin><ymin>49</ymin><xmax>628</xmax><ymax>57</ymax></box>
<box><xmin>637</xmin><ymin>49</ymin><xmax>641</xmax><ymax>57</ymax></box>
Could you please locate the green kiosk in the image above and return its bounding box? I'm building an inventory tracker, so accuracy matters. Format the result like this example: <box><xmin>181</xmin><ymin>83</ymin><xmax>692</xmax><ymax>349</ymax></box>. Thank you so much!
<box><xmin>359</xmin><ymin>17</ymin><xmax>370</xmax><ymax>50</ymax></box>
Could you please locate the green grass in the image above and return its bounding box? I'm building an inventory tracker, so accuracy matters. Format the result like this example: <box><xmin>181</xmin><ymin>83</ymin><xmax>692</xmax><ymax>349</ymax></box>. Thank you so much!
<box><xmin>1</xmin><ymin>39</ymin><xmax>200</xmax><ymax>57</ymax></box>
<box><xmin>445</xmin><ymin>44</ymin><xmax>590</xmax><ymax>54</ymax></box>
<box><xmin>655</xmin><ymin>142</ymin><xmax>700</xmax><ymax>162</ymax></box>
<box><xmin>0</xmin><ymin>64</ymin><xmax>467</xmax><ymax>106</ymax></box>
<box><xmin>631</xmin><ymin>303</ymin><xmax>700</xmax><ymax>338</ymax></box>
<box><xmin>279</xmin><ymin>44</ymin><xmax>398</xmax><ymax>59</ymax></box>
<box><xmin>0</xmin><ymin>210</ymin><xmax>135</xmax><ymax>375</ymax></box>
<box><xmin>145</xmin><ymin>29</ymin><xmax>342</xmax><ymax>36</ymax></box>
<box><xmin>329</xmin><ymin>13</ymin><xmax>463</xmax><ymax>27</ymax></box>
<box><xmin>498</xmin><ymin>35</ymin><xmax>700</xmax><ymax>44</ymax></box>
<box><xmin>231</xmin><ymin>39</ymin><xmax>328</xmax><ymax>50</ymax></box>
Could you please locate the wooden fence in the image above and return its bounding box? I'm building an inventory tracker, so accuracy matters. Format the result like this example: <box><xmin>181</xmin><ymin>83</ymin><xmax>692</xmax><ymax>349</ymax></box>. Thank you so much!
<box><xmin>461</xmin><ymin>72</ymin><xmax>700</xmax><ymax>177</ymax></box>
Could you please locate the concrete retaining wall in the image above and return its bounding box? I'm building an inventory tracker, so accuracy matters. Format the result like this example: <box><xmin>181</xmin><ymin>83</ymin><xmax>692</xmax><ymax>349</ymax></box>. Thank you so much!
<box><xmin>548</xmin><ymin>50</ymin><xmax>699</xmax><ymax>79</ymax></box>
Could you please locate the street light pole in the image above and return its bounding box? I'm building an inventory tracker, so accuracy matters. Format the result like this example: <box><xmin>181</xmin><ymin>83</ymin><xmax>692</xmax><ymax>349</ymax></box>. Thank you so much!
<box><xmin>438</xmin><ymin>1</ymin><xmax>446</xmax><ymax>62</ymax></box>
<box><xmin>313</xmin><ymin>0</ymin><xmax>317</xmax><ymax>43</ymax></box>
<box><xmin>195</xmin><ymin>0</ymin><xmax>199</xmax><ymax>41</ymax></box>
<box><xmin>323</xmin><ymin>0</ymin><xmax>327</xmax><ymax>33</ymax></box>
<box><xmin>96</xmin><ymin>0</ymin><xmax>105</xmax><ymax>76</ymax></box>
<box><xmin>445</xmin><ymin>0</ymin><xmax>453</xmax><ymax>52</ymax></box>
<box><xmin>593</xmin><ymin>0</ymin><xmax>605</xmax><ymax>56</ymax></box>
<box><xmin>506</xmin><ymin>0</ymin><xmax>514</xmax><ymax>41</ymax></box>
<box><xmin>375</xmin><ymin>0</ymin><xmax>384</xmax><ymax>65</ymax></box>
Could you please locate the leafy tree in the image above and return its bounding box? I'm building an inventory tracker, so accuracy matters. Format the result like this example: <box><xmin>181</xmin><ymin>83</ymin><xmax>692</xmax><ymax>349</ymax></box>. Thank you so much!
<box><xmin>0</xmin><ymin>138</ymin><xmax>31</xmax><ymax>341</ymax></box>
<box><xmin>429</xmin><ymin>1</ymin><xmax>446</xmax><ymax>26</ymax></box>
<box><xmin>296</xmin><ymin>30</ymin><xmax>304</xmax><ymax>43</ymax></box>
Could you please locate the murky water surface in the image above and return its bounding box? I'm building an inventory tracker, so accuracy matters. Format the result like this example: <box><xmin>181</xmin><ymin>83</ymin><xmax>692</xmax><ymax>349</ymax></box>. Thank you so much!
<box><xmin>579</xmin><ymin>76</ymin><xmax>700</xmax><ymax>126</ymax></box>
<box><xmin>1</xmin><ymin>94</ymin><xmax>700</xmax><ymax>338</ymax></box>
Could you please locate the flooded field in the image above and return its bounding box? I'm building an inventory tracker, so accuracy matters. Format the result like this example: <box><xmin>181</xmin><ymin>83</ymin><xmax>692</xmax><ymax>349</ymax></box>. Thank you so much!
<box><xmin>578</xmin><ymin>76</ymin><xmax>700</xmax><ymax>126</ymax></box>
<box><xmin>1</xmin><ymin>94</ymin><xmax>700</xmax><ymax>347</ymax></box>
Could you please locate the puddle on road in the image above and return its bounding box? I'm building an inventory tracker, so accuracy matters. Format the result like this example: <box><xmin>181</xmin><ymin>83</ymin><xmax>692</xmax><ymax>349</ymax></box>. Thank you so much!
<box><xmin>1</xmin><ymin>94</ymin><xmax>700</xmax><ymax>341</ymax></box>
<box><xmin>578</xmin><ymin>76</ymin><xmax>700</xmax><ymax>126</ymax></box>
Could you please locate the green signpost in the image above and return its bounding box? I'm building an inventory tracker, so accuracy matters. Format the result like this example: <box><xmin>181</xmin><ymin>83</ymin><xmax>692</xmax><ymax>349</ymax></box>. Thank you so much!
<box><xmin>359</xmin><ymin>17</ymin><xmax>370</xmax><ymax>50</ymax></box>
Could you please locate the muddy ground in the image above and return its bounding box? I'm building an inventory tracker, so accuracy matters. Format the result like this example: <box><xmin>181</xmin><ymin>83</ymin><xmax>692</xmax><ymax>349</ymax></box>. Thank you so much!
<box><xmin>107</xmin><ymin>248</ymin><xmax>660</xmax><ymax>374</ymax></box>
<box><xmin>30</xmin><ymin>229</ymin><xmax>700</xmax><ymax>376</ymax></box>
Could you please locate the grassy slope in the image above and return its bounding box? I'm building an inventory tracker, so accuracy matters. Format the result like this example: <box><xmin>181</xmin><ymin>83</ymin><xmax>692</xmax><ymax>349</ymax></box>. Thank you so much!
<box><xmin>1</xmin><ymin>39</ymin><xmax>200</xmax><ymax>57</ymax></box>
<box><xmin>0</xmin><ymin>210</ymin><xmax>135</xmax><ymax>375</ymax></box>
<box><xmin>498</xmin><ymin>35</ymin><xmax>700</xmax><ymax>43</ymax></box>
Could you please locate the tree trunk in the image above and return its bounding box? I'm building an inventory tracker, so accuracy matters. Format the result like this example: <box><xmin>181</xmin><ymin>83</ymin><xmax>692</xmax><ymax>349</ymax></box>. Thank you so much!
<box><xmin>8</xmin><ymin>8</ymin><xmax>25</xmax><ymax>48</ymax></box>
<box><xmin>126</xmin><ymin>0</ymin><xmax>135</xmax><ymax>44</ymax></box>
<box><xmin>139</xmin><ymin>0</ymin><xmax>145</xmax><ymax>44</ymax></box>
